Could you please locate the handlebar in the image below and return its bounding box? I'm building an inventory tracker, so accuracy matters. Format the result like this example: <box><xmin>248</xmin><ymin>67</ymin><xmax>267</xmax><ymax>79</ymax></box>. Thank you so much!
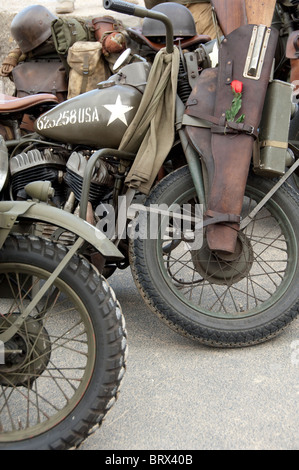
<box><xmin>103</xmin><ymin>0</ymin><xmax>174</xmax><ymax>53</ymax></box>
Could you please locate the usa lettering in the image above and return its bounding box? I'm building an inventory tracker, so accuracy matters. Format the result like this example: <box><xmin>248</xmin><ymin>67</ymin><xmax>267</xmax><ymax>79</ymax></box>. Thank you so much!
<box><xmin>36</xmin><ymin>106</ymin><xmax>100</xmax><ymax>130</ymax></box>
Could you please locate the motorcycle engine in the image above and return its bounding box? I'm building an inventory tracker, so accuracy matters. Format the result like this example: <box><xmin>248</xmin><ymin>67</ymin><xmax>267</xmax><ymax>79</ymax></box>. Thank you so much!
<box><xmin>10</xmin><ymin>147</ymin><xmax>116</xmax><ymax>208</ymax></box>
<box><xmin>10</xmin><ymin>148</ymin><xmax>67</xmax><ymax>205</ymax></box>
<box><xmin>64</xmin><ymin>151</ymin><xmax>115</xmax><ymax>205</ymax></box>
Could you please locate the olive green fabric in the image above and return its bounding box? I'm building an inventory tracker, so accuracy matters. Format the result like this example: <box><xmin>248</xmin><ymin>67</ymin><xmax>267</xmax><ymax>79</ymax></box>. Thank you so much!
<box><xmin>51</xmin><ymin>17</ymin><xmax>95</xmax><ymax>56</ymax></box>
<box><xmin>119</xmin><ymin>46</ymin><xmax>180</xmax><ymax>194</ymax></box>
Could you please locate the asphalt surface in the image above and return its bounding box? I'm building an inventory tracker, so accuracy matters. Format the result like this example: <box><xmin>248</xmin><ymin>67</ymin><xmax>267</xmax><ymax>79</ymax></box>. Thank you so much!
<box><xmin>1</xmin><ymin>0</ymin><xmax>299</xmax><ymax>452</ymax></box>
<box><xmin>77</xmin><ymin>265</ymin><xmax>299</xmax><ymax>451</ymax></box>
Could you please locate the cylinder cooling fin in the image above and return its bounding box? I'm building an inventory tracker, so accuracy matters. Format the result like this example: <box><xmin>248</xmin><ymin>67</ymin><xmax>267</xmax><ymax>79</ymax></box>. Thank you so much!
<box><xmin>65</xmin><ymin>151</ymin><xmax>115</xmax><ymax>204</ymax></box>
<box><xmin>10</xmin><ymin>148</ymin><xmax>66</xmax><ymax>202</ymax></box>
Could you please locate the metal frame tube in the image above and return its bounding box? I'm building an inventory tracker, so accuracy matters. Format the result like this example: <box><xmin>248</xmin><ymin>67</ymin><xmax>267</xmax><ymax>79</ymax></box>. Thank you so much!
<box><xmin>79</xmin><ymin>148</ymin><xmax>135</xmax><ymax>220</ymax></box>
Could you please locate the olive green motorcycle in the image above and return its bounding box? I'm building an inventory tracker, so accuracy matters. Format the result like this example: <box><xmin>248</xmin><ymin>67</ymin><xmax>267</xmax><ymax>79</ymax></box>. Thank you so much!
<box><xmin>1</xmin><ymin>0</ymin><xmax>299</xmax><ymax>350</ymax></box>
<box><xmin>103</xmin><ymin>0</ymin><xmax>299</xmax><ymax>348</ymax></box>
<box><xmin>0</xmin><ymin>182</ymin><xmax>127</xmax><ymax>450</ymax></box>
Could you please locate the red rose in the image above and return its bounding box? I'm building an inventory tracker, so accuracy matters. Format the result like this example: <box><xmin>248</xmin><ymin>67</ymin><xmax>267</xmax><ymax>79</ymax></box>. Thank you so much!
<box><xmin>226</xmin><ymin>79</ymin><xmax>245</xmax><ymax>123</ymax></box>
<box><xmin>231</xmin><ymin>80</ymin><xmax>243</xmax><ymax>94</ymax></box>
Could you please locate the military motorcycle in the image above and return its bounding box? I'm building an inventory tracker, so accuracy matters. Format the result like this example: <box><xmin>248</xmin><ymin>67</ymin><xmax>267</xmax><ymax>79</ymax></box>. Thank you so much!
<box><xmin>1</xmin><ymin>0</ymin><xmax>299</xmax><ymax>349</ymax></box>
<box><xmin>0</xmin><ymin>183</ymin><xmax>127</xmax><ymax>450</ymax></box>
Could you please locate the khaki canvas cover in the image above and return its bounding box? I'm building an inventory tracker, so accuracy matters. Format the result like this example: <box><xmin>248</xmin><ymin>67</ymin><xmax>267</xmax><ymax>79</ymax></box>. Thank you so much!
<box><xmin>120</xmin><ymin>46</ymin><xmax>180</xmax><ymax>194</ymax></box>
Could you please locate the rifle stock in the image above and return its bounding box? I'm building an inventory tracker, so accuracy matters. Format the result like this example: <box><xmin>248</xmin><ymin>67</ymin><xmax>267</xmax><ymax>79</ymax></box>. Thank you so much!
<box><xmin>211</xmin><ymin>0</ymin><xmax>247</xmax><ymax>35</ymax></box>
<box><xmin>212</xmin><ymin>0</ymin><xmax>277</xmax><ymax>36</ymax></box>
<box><xmin>245</xmin><ymin>0</ymin><xmax>276</xmax><ymax>27</ymax></box>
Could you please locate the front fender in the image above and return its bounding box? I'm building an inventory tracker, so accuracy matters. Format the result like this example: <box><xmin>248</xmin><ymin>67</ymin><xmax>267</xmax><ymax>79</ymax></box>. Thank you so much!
<box><xmin>0</xmin><ymin>200</ymin><xmax>124</xmax><ymax>259</ymax></box>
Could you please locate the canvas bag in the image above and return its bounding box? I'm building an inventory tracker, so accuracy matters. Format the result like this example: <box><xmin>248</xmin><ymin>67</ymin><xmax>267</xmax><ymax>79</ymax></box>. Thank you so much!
<box><xmin>67</xmin><ymin>41</ymin><xmax>108</xmax><ymax>99</ymax></box>
<box><xmin>51</xmin><ymin>17</ymin><xmax>95</xmax><ymax>56</ymax></box>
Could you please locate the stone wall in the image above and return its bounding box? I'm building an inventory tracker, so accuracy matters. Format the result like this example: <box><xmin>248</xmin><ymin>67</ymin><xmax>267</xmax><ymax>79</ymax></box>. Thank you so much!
<box><xmin>0</xmin><ymin>12</ymin><xmax>17</xmax><ymax>94</ymax></box>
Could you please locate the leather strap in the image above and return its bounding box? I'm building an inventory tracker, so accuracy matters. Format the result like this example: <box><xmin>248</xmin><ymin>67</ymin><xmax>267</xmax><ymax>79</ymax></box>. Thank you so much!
<box><xmin>185</xmin><ymin>104</ymin><xmax>257</xmax><ymax>138</ymax></box>
<box><xmin>81</xmin><ymin>54</ymin><xmax>89</xmax><ymax>94</ymax></box>
<box><xmin>205</xmin><ymin>209</ymin><xmax>241</xmax><ymax>224</ymax></box>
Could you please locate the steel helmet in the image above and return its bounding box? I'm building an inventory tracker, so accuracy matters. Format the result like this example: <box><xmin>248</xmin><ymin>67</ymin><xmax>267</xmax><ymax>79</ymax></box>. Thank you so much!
<box><xmin>11</xmin><ymin>5</ymin><xmax>57</xmax><ymax>53</ymax></box>
<box><xmin>142</xmin><ymin>2</ymin><xmax>196</xmax><ymax>40</ymax></box>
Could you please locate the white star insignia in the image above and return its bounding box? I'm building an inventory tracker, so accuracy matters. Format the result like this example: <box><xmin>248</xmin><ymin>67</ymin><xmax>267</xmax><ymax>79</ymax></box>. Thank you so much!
<box><xmin>103</xmin><ymin>95</ymin><xmax>134</xmax><ymax>126</ymax></box>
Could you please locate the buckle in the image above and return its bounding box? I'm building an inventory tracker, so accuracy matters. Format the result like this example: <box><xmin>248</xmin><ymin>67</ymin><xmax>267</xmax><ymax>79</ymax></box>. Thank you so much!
<box><xmin>246</xmin><ymin>125</ymin><xmax>255</xmax><ymax>135</ymax></box>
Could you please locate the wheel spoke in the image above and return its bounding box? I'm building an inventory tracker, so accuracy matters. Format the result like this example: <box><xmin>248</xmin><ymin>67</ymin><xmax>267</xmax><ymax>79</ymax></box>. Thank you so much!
<box><xmin>132</xmin><ymin>168</ymin><xmax>299</xmax><ymax>347</ymax></box>
<box><xmin>0</xmin><ymin>264</ymin><xmax>94</xmax><ymax>441</ymax></box>
<box><xmin>158</xmin><ymin>190</ymin><xmax>292</xmax><ymax>317</ymax></box>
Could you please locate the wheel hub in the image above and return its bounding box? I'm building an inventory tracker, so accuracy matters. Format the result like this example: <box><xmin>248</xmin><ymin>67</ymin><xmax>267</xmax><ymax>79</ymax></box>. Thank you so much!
<box><xmin>191</xmin><ymin>232</ymin><xmax>254</xmax><ymax>285</ymax></box>
<box><xmin>0</xmin><ymin>314</ymin><xmax>51</xmax><ymax>386</ymax></box>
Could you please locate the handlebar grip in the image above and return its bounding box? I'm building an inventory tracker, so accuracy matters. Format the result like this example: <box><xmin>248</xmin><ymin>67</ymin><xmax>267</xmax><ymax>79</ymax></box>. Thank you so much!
<box><xmin>104</xmin><ymin>0</ymin><xmax>174</xmax><ymax>53</ymax></box>
<box><xmin>104</xmin><ymin>0</ymin><xmax>136</xmax><ymax>15</ymax></box>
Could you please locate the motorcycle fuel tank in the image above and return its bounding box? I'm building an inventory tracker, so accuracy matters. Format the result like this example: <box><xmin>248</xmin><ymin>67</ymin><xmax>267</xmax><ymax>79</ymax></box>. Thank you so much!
<box><xmin>35</xmin><ymin>81</ymin><xmax>143</xmax><ymax>148</ymax></box>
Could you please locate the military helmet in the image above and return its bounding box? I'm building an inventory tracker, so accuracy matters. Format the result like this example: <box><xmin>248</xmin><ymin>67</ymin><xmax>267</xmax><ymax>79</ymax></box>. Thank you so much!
<box><xmin>142</xmin><ymin>3</ymin><xmax>196</xmax><ymax>40</ymax></box>
<box><xmin>11</xmin><ymin>5</ymin><xmax>57</xmax><ymax>53</ymax></box>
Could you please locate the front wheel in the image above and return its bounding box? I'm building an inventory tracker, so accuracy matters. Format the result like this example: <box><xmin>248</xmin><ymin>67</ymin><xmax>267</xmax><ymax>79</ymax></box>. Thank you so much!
<box><xmin>130</xmin><ymin>166</ymin><xmax>299</xmax><ymax>347</ymax></box>
<box><xmin>0</xmin><ymin>235</ymin><xmax>127</xmax><ymax>450</ymax></box>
